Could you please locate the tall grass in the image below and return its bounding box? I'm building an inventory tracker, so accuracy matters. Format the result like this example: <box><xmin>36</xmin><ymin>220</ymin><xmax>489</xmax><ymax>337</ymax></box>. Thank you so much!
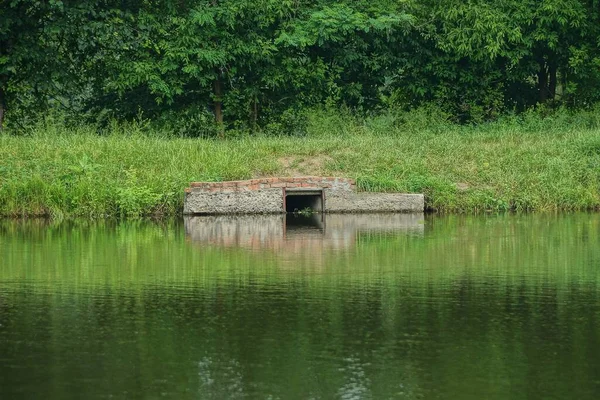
<box><xmin>1</xmin><ymin>107</ymin><xmax>600</xmax><ymax>217</ymax></box>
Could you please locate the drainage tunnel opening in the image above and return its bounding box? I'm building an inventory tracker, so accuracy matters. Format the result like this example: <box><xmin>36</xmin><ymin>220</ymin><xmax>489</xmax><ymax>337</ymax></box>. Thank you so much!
<box><xmin>285</xmin><ymin>191</ymin><xmax>323</xmax><ymax>213</ymax></box>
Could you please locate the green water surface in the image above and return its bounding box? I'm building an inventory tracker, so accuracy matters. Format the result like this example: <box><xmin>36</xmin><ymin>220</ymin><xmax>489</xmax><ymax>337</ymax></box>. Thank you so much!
<box><xmin>0</xmin><ymin>214</ymin><xmax>599</xmax><ymax>399</ymax></box>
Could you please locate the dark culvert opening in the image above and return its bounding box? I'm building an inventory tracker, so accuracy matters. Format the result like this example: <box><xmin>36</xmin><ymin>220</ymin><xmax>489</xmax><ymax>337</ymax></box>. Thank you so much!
<box><xmin>285</xmin><ymin>191</ymin><xmax>323</xmax><ymax>214</ymax></box>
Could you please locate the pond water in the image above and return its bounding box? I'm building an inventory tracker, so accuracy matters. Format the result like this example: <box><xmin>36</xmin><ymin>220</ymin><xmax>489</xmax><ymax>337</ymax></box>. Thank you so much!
<box><xmin>1</xmin><ymin>213</ymin><xmax>599</xmax><ymax>399</ymax></box>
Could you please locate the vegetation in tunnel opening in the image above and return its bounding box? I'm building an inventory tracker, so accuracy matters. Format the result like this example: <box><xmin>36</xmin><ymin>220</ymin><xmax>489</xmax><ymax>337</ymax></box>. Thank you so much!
<box><xmin>291</xmin><ymin>207</ymin><xmax>318</xmax><ymax>216</ymax></box>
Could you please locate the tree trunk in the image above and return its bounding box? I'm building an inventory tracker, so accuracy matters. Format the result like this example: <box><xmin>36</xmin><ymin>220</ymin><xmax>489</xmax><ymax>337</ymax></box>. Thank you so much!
<box><xmin>213</xmin><ymin>78</ymin><xmax>224</xmax><ymax>137</ymax></box>
<box><xmin>252</xmin><ymin>95</ymin><xmax>258</xmax><ymax>132</ymax></box>
<box><xmin>548</xmin><ymin>62</ymin><xmax>557</xmax><ymax>101</ymax></box>
<box><xmin>0</xmin><ymin>85</ymin><xmax>5</xmax><ymax>131</ymax></box>
<box><xmin>538</xmin><ymin>60</ymin><xmax>549</xmax><ymax>103</ymax></box>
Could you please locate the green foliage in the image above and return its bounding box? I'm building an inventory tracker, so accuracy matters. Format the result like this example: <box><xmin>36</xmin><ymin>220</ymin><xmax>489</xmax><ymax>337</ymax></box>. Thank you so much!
<box><xmin>2</xmin><ymin>0</ymin><xmax>600</xmax><ymax>128</ymax></box>
<box><xmin>150</xmin><ymin>106</ymin><xmax>220</xmax><ymax>138</ymax></box>
<box><xmin>292</xmin><ymin>207</ymin><xmax>316</xmax><ymax>216</ymax></box>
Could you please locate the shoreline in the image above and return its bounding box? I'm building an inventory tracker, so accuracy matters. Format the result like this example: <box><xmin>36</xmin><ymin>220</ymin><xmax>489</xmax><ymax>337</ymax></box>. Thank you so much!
<box><xmin>2</xmin><ymin>121</ymin><xmax>599</xmax><ymax>217</ymax></box>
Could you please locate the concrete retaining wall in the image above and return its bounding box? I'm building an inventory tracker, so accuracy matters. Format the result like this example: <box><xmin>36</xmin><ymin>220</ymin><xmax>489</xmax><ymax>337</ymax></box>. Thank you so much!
<box><xmin>183</xmin><ymin>176</ymin><xmax>424</xmax><ymax>214</ymax></box>
<box><xmin>324</xmin><ymin>191</ymin><xmax>424</xmax><ymax>213</ymax></box>
<box><xmin>183</xmin><ymin>188</ymin><xmax>283</xmax><ymax>215</ymax></box>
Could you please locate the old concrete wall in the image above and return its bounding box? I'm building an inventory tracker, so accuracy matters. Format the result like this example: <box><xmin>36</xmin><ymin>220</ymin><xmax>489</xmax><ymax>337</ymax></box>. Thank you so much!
<box><xmin>324</xmin><ymin>191</ymin><xmax>424</xmax><ymax>213</ymax></box>
<box><xmin>187</xmin><ymin>176</ymin><xmax>355</xmax><ymax>192</ymax></box>
<box><xmin>183</xmin><ymin>176</ymin><xmax>424</xmax><ymax>214</ymax></box>
<box><xmin>183</xmin><ymin>188</ymin><xmax>283</xmax><ymax>215</ymax></box>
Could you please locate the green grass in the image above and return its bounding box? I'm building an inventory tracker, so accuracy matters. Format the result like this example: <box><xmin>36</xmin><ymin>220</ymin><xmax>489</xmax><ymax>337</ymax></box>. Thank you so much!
<box><xmin>1</xmin><ymin>108</ymin><xmax>600</xmax><ymax>217</ymax></box>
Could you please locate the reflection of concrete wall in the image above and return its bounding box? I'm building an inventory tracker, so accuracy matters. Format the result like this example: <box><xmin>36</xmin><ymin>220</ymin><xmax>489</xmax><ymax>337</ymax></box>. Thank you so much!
<box><xmin>325</xmin><ymin>214</ymin><xmax>425</xmax><ymax>234</ymax></box>
<box><xmin>184</xmin><ymin>214</ymin><xmax>424</xmax><ymax>252</ymax></box>
<box><xmin>185</xmin><ymin>215</ymin><xmax>285</xmax><ymax>250</ymax></box>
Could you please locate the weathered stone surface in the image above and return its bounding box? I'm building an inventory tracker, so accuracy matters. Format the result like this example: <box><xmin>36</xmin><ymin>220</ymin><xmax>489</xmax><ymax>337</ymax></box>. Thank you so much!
<box><xmin>183</xmin><ymin>188</ymin><xmax>283</xmax><ymax>214</ymax></box>
<box><xmin>183</xmin><ymin>176</ymin><xmax>424</xmax><ymax>214</ymax></box>
<box><xmin>324</xmin><ymin>191</ymin><xmax>424</xmax><ymax>213</ymax></box>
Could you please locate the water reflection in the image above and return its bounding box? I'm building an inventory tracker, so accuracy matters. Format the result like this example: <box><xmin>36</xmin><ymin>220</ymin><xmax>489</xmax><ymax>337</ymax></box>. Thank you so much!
<box><xmin>1</xmin><ymin>214</ymin><xmax>600</xmax><ymax>399</ymax></box>
<box><xmin>184</xmin><ymin>213</ymin><xmax>424</xmax><ymax>252</ymax></box>
<box><xmin>285</xmin><ymin>213</ymin><xmax>324</xmax><ymax>234</ymax></box>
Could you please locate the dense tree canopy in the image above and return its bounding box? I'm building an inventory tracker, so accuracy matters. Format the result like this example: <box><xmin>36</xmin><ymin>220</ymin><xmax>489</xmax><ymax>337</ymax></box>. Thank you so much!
<box><xmin>1</xmin><ymin>0</ymin><xmax>600</xmax><ymax>131</ymax></box>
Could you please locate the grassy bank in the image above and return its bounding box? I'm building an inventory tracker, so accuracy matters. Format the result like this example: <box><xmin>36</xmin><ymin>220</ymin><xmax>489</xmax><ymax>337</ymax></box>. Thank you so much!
<box><xmin>1</xmin><ymin>109</ymin><xmax>600</xmax><ymax>217</ymax></box>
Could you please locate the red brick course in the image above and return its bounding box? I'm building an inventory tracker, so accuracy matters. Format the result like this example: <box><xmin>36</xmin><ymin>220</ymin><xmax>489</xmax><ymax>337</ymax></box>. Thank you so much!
<box><xmin>187</xmin><ymin>177</ymin><xmax>356</xmax><ymax>193</ymax></box>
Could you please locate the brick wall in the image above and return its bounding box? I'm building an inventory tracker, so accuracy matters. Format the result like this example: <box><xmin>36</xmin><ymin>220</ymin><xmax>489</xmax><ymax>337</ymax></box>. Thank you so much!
<box><xmin>186</xmin><ymin>177</ymin><xmax>356</xmax><ymax>193</ymax></box>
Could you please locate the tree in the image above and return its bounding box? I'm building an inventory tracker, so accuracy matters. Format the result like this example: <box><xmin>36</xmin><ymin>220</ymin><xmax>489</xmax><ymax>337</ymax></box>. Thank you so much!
<box><xmin>0</xmin><ymin>0</ymin><xmax>61</xmax><ymax>129</ymax></box>
<box><xmin>0</xmin><ymin>0</ymin><xmax>131</xmax><ymax>129</ymax></box>
<box><xmin>2</xmin><ymin>0</ymin><xmax>600</xmax><ymax>130</ymax></box>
